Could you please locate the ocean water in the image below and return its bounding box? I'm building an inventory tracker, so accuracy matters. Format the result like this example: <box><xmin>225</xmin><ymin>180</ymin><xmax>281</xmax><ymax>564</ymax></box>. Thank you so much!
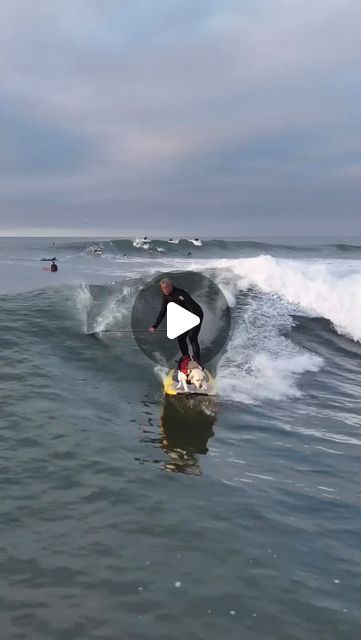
<box><xmin>1</xmin><ymin>236</ymin><xmax>360</xmax><ymax>639</ymax></box>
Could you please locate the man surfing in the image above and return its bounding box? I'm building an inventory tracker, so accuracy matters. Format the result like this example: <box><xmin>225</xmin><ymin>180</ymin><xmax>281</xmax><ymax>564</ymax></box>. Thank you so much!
<box><xmin>148</xmin><ymin>278</ymin><xmax>203</xmax><ymax>364</ymax></box>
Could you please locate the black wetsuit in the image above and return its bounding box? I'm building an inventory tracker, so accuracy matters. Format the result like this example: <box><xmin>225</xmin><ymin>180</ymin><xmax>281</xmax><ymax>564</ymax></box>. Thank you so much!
<box><xmin>152</xmin><ymin>286</ymin><xmax>203</xmax><ymax>361</ymax></box>
<box><xmin>50</xmin><ymin>263</ymin><xmax>58</xmax><ymax>272</ymax></box>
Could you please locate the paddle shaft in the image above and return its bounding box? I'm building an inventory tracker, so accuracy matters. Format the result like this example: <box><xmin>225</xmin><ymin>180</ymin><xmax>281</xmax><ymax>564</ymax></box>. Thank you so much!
<box><xmin>89</xmin><ymin>329</ymin><xmax>167</xmax><ymax>334</ymax></box>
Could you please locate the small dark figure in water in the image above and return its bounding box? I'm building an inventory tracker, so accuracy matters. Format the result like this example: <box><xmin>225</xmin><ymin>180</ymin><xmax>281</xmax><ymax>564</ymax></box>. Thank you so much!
<box><xmin>123</xmin><ymin>253</ymin><xmax>127</xmax><ymax>258</ymax></box>
<box><xmin>187</xmin><ymin>251</ymin><xmax>192</xmax><ymax>256</ymax></box>
<box><xmin>50</xmin><ymin>260</ymin><xmax>58</xmax><ymax>272</ymax></box>
<box><xmin>143</xmin><ymin>236</ymin><xmax>147</xmax><ymax>240</ymax></box>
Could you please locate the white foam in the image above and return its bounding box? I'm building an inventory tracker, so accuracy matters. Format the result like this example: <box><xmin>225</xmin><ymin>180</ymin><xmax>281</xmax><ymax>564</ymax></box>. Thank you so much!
<box><xmin>93</xmin><ymin>286</ymin><xmax>133</xmax><ymax>333</ymax></box>
<box><xmin>133</xmin><ymin>238</ymin><xmax>150</xmax><ymax>250</ymax></box>
<box><xmin>217</xmin><ymin>292</ymin><xmax>322</xmax><ymax>404</ymax></box>
<box><xmin>213</xmin><ymin>254</ymin><xmax>361</xmax><ymax>343</ymax></box>
<box><xmin>74</xmin><ymin>283</ymin><xmax>94</xmax><ymax>332</ymax></box>
<box><xmin>168</xmin><ymin>253</ymin><xmax>361</xmax><ymax>404</ymax></box>
<box><xmin>153</xmin><ymin>363</ymin><xmax>168</xmax><ymax>381</ymax></box>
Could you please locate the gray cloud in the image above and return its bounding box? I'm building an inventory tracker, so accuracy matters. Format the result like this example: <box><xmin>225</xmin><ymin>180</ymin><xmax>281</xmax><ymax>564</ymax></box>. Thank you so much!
<box><xmin>0</xmin><ymin>0</ymin><xmax>360</xmax><ymax>236</ymax></box>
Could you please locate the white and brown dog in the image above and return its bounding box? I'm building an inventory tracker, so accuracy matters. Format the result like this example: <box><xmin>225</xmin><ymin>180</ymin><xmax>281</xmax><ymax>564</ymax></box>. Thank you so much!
<box><xmin>177</xmin><ymin>356</ymin><xmax>207</xmax><ymax>392</ymax></box>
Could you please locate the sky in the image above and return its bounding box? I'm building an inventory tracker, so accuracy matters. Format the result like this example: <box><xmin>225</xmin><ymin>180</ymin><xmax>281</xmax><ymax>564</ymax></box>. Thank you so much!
<box><xmin>0</xmin><ymin>0</ymin><xmax>360</xmax><ymax>237</ymax></box>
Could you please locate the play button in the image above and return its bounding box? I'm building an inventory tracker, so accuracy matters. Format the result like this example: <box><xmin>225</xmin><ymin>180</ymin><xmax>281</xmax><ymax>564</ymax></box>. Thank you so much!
<box><xmin>167</xmin><ymin>302</ymin><xmax>200</xmax><ymax>339</ymax></box>
<box><xmin>131</xmin><ymin>271</ymin><xmax>231</xmax><ymax>367</ymax></box>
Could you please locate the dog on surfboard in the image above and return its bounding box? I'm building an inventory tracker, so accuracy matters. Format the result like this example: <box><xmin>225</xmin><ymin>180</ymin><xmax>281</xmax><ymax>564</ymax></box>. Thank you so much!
<box><xmin>177</xmin><ymin>356</ymin><xmax>207</xmax><ymax>392</ymax></box>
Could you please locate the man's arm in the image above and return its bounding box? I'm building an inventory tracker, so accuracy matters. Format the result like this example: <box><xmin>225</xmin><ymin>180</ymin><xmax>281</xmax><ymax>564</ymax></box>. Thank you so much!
<box><xmin>152</xmin><ymin>297</ymin><xmax>167</xmax><ymax>328</ymax></box>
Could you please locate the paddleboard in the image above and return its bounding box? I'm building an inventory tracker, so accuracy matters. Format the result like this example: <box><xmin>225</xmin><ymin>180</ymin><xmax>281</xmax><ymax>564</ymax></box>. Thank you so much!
<box><xmin>163</xmin><ymin>368</ymin><xmax>217</xmax><ymax>396</ymax></box>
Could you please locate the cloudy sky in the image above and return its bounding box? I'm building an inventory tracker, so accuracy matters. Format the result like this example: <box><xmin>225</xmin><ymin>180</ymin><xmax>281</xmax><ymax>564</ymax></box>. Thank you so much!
<box><xmin>0</xmin><ymin>0</ymin><xmax>360</xmax><ymax>237</ymax></box>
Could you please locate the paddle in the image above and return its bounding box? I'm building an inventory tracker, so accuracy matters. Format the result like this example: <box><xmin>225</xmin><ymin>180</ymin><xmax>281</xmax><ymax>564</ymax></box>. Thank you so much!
<box><xmin>88</xmin><ymin>329</ymin><xmax>167</xmax><ymax>336</ymax></box>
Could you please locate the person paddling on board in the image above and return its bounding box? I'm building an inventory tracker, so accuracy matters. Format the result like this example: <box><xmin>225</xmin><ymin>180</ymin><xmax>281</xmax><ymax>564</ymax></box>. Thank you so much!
<box><xmin>148</xmin><ymin>278</ymin><xmax>203</xmax><ymax>364</ymax></box>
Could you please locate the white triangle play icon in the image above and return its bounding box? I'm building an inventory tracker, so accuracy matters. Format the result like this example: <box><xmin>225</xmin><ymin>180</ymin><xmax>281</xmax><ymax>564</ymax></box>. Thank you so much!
<box><xmin>167</xmin><ymin>302</ymin><xmax>200</xmax><ymax>339</ymax></box>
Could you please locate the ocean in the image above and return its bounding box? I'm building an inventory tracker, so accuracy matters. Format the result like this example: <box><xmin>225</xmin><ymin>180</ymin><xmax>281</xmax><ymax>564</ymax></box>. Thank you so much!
<box><xmin>1</xmin><ymin>236</ymin><xmax>360</xmax><ymax>639</ymax></box>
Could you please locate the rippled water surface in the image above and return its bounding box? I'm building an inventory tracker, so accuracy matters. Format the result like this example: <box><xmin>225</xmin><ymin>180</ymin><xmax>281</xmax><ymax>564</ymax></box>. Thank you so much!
<box><xmin>0</xmin><ymin>237</ymin><xmax>360</xmax><ymax>639</ymax></box>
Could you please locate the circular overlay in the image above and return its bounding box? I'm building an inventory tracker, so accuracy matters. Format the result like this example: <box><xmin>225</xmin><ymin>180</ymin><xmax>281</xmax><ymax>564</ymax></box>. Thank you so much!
<box><xmin>131</xmin><ymin>271</ymin><xmax>231</xmax><ymax>367</ymax></box>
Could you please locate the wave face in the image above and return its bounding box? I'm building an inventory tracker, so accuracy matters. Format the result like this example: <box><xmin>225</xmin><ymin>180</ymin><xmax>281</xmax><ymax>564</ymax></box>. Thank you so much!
<box><xmin>188</xmin><ymin>253</ymin><xmax>360</xmax><ymax>404</ymax></box>
<box><xmin>210</xmin><ymin>254</ymin><xmax>361</xmax><ymax>343</ymax></box>
<box><xmin>52</xmin><ymin>250</ymin><xmax>360</xmax><ymax>406</ymax></box>
<box><xmin>1</xmin><ymin>236</ymin><xmax>361</xmax><ymax>407</ymax></box>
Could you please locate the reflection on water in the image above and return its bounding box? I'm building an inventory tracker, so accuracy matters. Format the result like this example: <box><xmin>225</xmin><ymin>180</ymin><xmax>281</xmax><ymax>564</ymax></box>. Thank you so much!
<box><xmin>160</xmin><ymin>396</ymin><xmax>217</xmax><ymax>474</ymax></box>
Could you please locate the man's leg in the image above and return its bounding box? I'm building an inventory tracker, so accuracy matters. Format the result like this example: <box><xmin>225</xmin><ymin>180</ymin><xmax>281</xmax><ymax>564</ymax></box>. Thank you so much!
<box><xmin>177</xmin><ymin>332</ymin><xmax>190</xmax><ymax>357</ymax></box>
<box><xmin>188</xmin><ymin>323</ymin><xmax>202</xmax><ymax>362</ymax></box>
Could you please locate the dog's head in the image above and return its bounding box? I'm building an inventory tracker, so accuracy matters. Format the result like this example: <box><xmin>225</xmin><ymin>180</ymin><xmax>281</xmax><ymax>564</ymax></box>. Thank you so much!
<box><xmin>188</xmin><ymin>368</ymin><xmax>207</xmax><ymax>391</ymax></box>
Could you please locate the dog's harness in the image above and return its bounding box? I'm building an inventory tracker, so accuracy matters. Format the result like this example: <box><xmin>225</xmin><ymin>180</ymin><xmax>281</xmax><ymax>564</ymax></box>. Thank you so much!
<box><xmin>178</xmin><ymin>356</ymin><xmax>193</xmax><ymax>384</ymax></box>
<box><xmin>179</xmin><ymin>356</ymin><xmax>191</xmax><ymax>375</ymax></box>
